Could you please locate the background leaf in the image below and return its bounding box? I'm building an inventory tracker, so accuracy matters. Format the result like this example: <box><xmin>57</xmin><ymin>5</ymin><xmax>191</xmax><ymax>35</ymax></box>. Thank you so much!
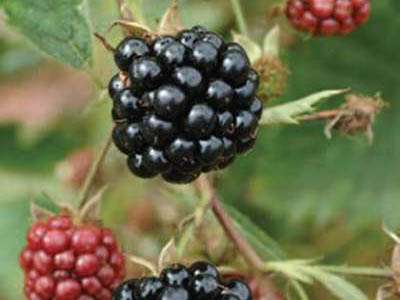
<box><xmin>305</xmin><ymin>269</ymin><xmax>368</xmax><ymax>300</ymax></box>
<box><xmin>3</xmin><ymin>0</ymin><xmax>92</xmax><ymax>68</ymax></box>
<box><xmin>222</xmin><ymin>203</ymin><xmax>286</xmax><ymax>260</ymax></box>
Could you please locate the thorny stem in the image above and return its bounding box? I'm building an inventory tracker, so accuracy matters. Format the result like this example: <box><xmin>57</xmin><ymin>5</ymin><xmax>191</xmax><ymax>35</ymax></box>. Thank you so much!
<box><xmin>196</xmin><ymin>176</ymin><xmax>265</xmax><ymax>270</ymax></box>
<box><xmin>78</xmin><ymin>127</ymin><xmax>114</xmax><ymax>210</ymax></box>
<box><xmin>194</xmin><ymin>176</ymin><xmax>283</xmax><ymax>300</ymax></box>
<box><xmin>230</xmin><ymin>0</ymin><xmax>249</xmax><ymax>35</ymax></box>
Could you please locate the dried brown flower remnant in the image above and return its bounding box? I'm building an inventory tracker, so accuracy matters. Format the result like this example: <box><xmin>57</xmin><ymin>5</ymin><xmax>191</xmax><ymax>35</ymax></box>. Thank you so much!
<box><xmin>253</xmin><ymin>55</ymin><xmax>289</xmax><ymax>102</ymax></box>
<box><xmin>324</xmin><ymin>94</ymin><xmax>385</xmax><ymax>144</ymax></box>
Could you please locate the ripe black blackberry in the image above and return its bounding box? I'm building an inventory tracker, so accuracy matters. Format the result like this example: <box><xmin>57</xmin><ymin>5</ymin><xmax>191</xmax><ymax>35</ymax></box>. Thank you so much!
<box><xmin>109</xmin><ymin>26</ymin><xmax>263</xmax><ymax>184</ymax></box>
<box><xmin>113</xmin><ymin>261</ymin><xmax>253</xmax><ymax>300</ymax></box>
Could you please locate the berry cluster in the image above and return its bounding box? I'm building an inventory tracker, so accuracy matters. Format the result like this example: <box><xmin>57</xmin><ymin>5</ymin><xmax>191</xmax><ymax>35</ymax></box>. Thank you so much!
<box><xmin>113</xmin><ymin>261</ymin><xmax>252</xmax><ymax>300</ymax></box>
<box><xmin>20</xmin><ymin>215</ymin><xmax>125</xmax><ymax>300</ymax></box>
<box><xmin>285</xmin><ymin>0</ymin><xmax>370</xmax><ymax>36</ymax></box>
<box><xmin>109</xmin><ymin>26</ymin><xmax>263</xmax><ymax>184</ymax></box>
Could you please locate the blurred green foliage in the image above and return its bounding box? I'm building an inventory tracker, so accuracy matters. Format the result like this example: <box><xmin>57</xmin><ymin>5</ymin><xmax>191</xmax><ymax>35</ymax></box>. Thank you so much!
<box><xmin>0</xmin><ymin>0</ymin><xmax>398</xmax><ymax>299</ymax></box>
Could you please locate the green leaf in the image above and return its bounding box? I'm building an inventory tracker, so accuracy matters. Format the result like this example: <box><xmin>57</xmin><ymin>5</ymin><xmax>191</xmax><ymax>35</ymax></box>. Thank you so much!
<box><xmin>232</xmin><ymin>31</ymin><xmax>262</xmax><ymax>64</ymax></box>
<box><xmin>3</xmin><ymin>0</ymin><xmax>92</xmax><ymax>68</ymax></box>
<box><xmin>222</xmin><ymin>203</ymin><xmax>286</xmax><ymax>260</ymax></box>
<box><xmin>320</xmin><ymin>265</ymin><xmax>393</xmax><ymax>278</ymax></box>
<box><xmin>260</xmin><ymin>89</ymin><xmax>348</xmax><ymax>125</ymax></box>
<box><xmin>305</xmin><ymin>268</ymin><xmax>368</xmax><ymax>300</ymax></box>
<box><xmin>265</xmin><ymin>261</ymin><xmax>314</xmax><ymax>284</ymax></box>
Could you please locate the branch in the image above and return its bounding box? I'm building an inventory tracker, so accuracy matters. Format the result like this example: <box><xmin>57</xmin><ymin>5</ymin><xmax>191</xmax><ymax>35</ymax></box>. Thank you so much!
<box><xmin>78</xmin><ymin>127</ymin><xmax>114</xmax><ymax>210</ymax></box>
<box><xmin>194</xmin><ymin>176</ymin><xmax>283</xmax><ymax>300</ymax></box>
<box><xmin>297</xmin><ymin>109</ymin><xmax>341</xmax><ymax>122</ymax></box>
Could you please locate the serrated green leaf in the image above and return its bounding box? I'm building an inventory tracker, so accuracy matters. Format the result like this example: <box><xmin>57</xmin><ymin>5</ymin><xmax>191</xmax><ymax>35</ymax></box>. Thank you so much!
<box><xmin>222</xmin><ymin>203</ymin><xmax>286</xmax><ymax>260</ymax></box>
<box><xmin>320</xmin><ymin>265</ymin><xmax>393</xmax><ymax>278</ymax></box>
<box><xmin>263</xmin><ymin>25</ymin><xmax>280</xmax><ymax>58</ymax></box>
<box><xmin>265</xmin><ymin>261</ymin><xmax>314</xmax><ymax>283</ymax></box>
<box><xmin>232</xmin><ymin>31</ymin><xmax>262</xmax><ymax>64</ymax></box>
<box><xmin>260</xmin><ymin>89</ymin><xmax>348</xmax><ymax>125</ymax></box>
<box><xmin>4</xmin><ymin>0</ymin><xmax>92</xmax><ymax>69</ymax></box>
<box><xmin>304</xmin><ymin>268</ymin><xmax>368</xmax><ymax>300</ymax></box>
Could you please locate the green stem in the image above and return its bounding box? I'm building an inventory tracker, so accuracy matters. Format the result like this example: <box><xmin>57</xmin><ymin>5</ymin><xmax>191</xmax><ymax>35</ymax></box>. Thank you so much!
<box><xmin>78</xmin><ymin>128</ymin><xmax>114</xmax><ymax>210</ymax></box>
<box><xmin>230</xmin><ymin>0</ymin><xmax>248</xmax><ymax>35</ymax></box>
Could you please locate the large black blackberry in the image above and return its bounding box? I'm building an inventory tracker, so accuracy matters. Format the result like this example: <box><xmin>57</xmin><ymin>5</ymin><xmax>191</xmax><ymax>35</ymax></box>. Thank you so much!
<box><xmin>113</xmin><ymin>262</ymin><xmax>253</xmax><ymax>300</ymax></box>
<box><xmin>109</xmin><ymin>26</ymin><xmax>263</xmax><ymax>184</ymax></box>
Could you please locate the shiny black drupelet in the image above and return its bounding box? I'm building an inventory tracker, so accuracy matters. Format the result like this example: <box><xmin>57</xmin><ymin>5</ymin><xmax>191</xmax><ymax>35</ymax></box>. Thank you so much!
<box><xmin>109</xmin><ymin>26</ymin><xmax>263</xmax><ymax>184</ymax></box>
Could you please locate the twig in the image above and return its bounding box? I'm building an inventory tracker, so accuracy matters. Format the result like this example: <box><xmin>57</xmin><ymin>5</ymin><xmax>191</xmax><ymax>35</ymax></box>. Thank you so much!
<box><xmin>194</xmin><ymin>176</ymin><xmax>283</xmax><ymax>299</ymax></box>
<box><xmin>194</xmin><ymin>176</ymin><xmax>265</xmax><ymax>270</ymax></box>
<box><xmin>78</xmin><ymin>127</ymin><xmax>114</xmax><ymax>210</ymax></box>
<box><xmin>230</xmin><ymin>0</ymin><xmax>248</xmax><ymax>35</ymax></box>
<box><xmin>297</xmin><ymin>109</ymin><xmax>341</xmax><ymax>122</ymax></box>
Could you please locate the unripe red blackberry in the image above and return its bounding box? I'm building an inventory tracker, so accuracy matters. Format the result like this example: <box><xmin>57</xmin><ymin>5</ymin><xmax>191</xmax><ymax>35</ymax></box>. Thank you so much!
<box><xmin>285</xmin><ymin>0</ymin><xmax>370</xmax><ymax>36</ymax></box>
<box><xmin>20</xmin><ymin>215</ymin><xmax>125</xmax><ymax>300</ymax></box>
<box><xmin>113</xmin><ymin>261</ymin><xmax>254</xmax><ymax>300</ymax></box>
<box><xmin>109</xmin><ymin>26</ymin><xmax>263</xmax><ymax>184</ymax></box>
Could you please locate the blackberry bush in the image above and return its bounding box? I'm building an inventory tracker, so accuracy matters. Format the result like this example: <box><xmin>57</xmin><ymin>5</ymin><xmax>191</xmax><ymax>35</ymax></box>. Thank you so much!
<box><xmin>113</xmin><ymin>262</ymin><xmax>252</xmax><ymax>300</ymax></box>
<box><xmin>285</xmin><ymin>0</ymin><xmax>371</xmax><ymax>36</ymax></box>
<box><xmin>20</xmin><ymin>215</ymin><xmax>125</xmax><ymax>300</ymax></box>
<box><xmin>109</xmin><ymin>26</ymin><xmax>263</xmax><ymax>184</ymax></box>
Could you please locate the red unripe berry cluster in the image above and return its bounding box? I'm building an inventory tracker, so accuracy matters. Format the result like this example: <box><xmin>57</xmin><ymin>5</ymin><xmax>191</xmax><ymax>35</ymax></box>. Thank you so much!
<box><xmin>19</xmin><ymin>215</ymin><xmax>125</xmax><ymax>300</ymax></box>
<box><xmin>285</xmin><ymin>0</ymin><xmax>370</xmax><ymax>36</ymax></box>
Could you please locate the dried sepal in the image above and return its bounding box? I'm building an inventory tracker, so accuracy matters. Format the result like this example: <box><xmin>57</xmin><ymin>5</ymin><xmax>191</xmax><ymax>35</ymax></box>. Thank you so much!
<box><xmin>232</xmin><ymin>31</ymin><xmax>262</xmax><ymax>64</ymax></box>
<box><xmin>324</xmin><ymin>94</ymin><xmax>385</xmax><ymax>144</ymax></box>
<box><xmin>158</xmin><ymin>0</ymin><xmax>184</xmax><ymax>36</ymax></box>
<box><xmin>158</xmin><ymin>238</ymin><xmax>177</xmax><ymax>272</ymax></box>
<box><xmin>127</xmin><ymin>254</ymin><xmax>158</xmax><ymax>275</ymax></box>
<box><xmin>263</xmin><ymin>25</ymin><xmax>281</xmax><ymax>58</ymax></box>
<box><xmin>94</xmin><ymin>33</ymin><xmax>116</xmax><ymax>53</ymax></box>
<box><xmin>30</xmin><ymin>201</ymin><xmax>55</xmax><ymax>222</ymax></box>
<box><xmin>254</xmin><ymin>55</ymin><xmax>289</xmax><ymax>102</ymax></box>
<box><xmin>78</xmin><ymin>186</ymin><xmax>108</xmax><ymax>223</ymax></box>
<box><xmin>376</xmin><ymin>284</ymin><xmax>394</xmax><ymax>300</ymax></box>
<box><xmin>110</xmin><ymin>20</ymin><xmax>156</xmax><ymax>41</ymax></box>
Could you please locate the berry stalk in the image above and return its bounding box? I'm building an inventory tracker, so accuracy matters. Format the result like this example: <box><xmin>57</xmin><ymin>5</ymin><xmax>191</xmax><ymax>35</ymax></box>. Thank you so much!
<box><xmin>78</xmin><ymin>128</ymin><xmax>114</xmax><ymax>209</ymax></box>
<box><xmin>230</xmin><ymin>0</ymin><xmax>249</xmax><ymax>35</ymax></box>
